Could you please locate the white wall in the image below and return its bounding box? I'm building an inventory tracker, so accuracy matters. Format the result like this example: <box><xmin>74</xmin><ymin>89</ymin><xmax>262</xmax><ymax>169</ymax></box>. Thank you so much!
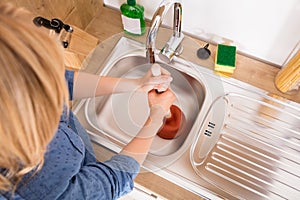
<box><xmin>105</xmin><ymin>0</ymin><xmax>300</xmax><ymax>66</ymax></box>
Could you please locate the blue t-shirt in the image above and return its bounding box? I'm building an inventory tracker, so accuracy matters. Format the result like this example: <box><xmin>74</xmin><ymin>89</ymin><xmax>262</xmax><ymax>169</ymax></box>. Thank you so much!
<box><xmin>0</xmin><ymin>70</ymin><xmax>140</xmax><ymax>200</ymax></box>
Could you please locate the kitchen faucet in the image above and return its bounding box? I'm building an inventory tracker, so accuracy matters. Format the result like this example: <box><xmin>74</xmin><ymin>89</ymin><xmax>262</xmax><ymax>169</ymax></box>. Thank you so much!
<box><xmin>146</xmin><ymin>0</ymin><xmax>184</xmax><ymax>63</ymax></box>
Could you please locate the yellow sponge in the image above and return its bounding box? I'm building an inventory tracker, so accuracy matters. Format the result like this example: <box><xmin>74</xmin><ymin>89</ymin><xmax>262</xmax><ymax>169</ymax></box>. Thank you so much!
<box><xmin>214</xmin><ymin>44</ymin><xmax>237</xmax><ymax>74</ymax></box>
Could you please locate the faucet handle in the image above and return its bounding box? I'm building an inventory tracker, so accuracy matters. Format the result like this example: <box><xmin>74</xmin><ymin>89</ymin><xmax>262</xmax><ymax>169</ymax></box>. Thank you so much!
<box><xmin>159</xmin><ymin>33</ymin><xmax>184</xmax><ymax>63</ymax></box>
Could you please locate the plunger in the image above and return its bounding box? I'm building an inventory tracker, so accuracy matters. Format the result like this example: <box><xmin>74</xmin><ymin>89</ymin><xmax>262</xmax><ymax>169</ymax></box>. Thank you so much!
<box><xmin>151</xmin><ymin>64</ymin><xmax>185</xmax><ymax>139</ymax></box>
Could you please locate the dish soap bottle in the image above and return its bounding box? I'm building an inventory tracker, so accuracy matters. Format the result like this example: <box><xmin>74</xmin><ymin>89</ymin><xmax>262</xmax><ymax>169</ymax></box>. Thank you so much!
<box><xmin>120</xmin><ymin>0</ymin><xmax>146</xmax><ymax>36</ymax></box>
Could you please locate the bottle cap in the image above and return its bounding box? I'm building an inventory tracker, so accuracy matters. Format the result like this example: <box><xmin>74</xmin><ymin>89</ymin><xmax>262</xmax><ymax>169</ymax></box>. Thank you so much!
<box><xmin>127</xmin><ymin>0</ymin><xmax>136</xmax><ymax>6</ymax></box>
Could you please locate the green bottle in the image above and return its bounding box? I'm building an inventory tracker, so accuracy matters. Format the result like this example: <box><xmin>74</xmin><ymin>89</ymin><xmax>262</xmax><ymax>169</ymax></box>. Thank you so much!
<box><xmin>120</xmin><ymin>0</ymin><xmax>146</xmax><ymax>36</ymax></box>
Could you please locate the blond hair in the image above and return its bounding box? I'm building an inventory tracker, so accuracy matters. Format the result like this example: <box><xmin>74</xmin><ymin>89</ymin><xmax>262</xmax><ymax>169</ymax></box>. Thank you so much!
<box><xmin>0</xmin><ymin>3</ymin><xmax>68</xmax><ymax>191</ymax></box>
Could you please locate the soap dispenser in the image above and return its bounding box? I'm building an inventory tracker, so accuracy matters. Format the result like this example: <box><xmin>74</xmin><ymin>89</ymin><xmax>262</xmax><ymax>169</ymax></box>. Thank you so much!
<box><xmin>120</xmin><ymin>0</ymin><xmax>146</xmax><ymax>36</ymax></box>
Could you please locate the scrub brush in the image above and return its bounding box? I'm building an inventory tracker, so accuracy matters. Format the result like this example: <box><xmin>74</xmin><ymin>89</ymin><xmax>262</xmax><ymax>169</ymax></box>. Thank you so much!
<box><xmin>214</xmin><ymin>44</ymin><xmax>237</xmax><ymax>74</ymax></box>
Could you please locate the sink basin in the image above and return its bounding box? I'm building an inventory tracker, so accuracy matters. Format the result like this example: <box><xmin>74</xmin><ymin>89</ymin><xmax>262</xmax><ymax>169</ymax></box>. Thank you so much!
<box><xmin>75</xmin><ymin>36</ymin><xmax>210</xmax><ymax>169</ymax></box>
<box><xmin>85</xmin><ymin>55</ymin><xmax>205</xmax><ymax>164</ymax></box>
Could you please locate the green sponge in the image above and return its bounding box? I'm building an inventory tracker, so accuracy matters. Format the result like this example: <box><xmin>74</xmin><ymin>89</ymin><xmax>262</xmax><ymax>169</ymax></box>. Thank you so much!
<box><xmin>214</xmin><ymin>44</ymin><xmax>237</xmax><ymax>74</ymax></box>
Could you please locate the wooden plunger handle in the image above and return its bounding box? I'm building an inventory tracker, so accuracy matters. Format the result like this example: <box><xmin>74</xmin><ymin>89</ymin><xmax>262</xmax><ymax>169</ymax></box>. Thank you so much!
<box><xmin>151</xmin><ymin>64</ymin><xmax>172</xmax><ymax>118</ymax></box>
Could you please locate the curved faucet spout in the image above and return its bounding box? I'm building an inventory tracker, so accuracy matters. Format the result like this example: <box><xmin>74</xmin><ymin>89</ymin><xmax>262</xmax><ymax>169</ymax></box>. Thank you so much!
<box><xmin>146</xmin><ymin>0</ymin><xmax>184</xmax><ymax>64</ymax></box>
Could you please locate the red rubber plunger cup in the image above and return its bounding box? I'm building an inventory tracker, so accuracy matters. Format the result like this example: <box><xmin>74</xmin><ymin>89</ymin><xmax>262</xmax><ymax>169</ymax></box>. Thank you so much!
<box><xmin>157</xmin><ymin>105</ymin><xmax>185</xmax><ymax>139</ymax></box>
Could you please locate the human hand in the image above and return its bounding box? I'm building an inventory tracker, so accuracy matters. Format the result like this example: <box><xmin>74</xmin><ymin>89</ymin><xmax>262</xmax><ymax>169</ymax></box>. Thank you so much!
<box><xmin>148</xmin><ymin>89</ymin><xmax>176</xmax><ymax>120</ymax></box>
<box><xmin>120</xmin><ymin>88</ymin><xmax>175</xmax><ymax>164</ymax></box>
<box><xmin>137</xmin><ymin>64</ymin><xmax>173</xmax><ymax>93</ymax></box>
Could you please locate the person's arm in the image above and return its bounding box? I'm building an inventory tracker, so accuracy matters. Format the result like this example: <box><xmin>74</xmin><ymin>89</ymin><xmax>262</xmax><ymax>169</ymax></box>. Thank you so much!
<box><xmin>72</xmin><ymin>64</ymin><xmax>172</xmax><ymax>99</ymax></box>
<box><xmin>56</xmin><ymin>154</ymin><xmax>140</xmax><ymax>200</ymax></box>
<box><xmin>120</xmin><ymin>89</ymin><xmax>175</xmax><ymax>165</ymax></box>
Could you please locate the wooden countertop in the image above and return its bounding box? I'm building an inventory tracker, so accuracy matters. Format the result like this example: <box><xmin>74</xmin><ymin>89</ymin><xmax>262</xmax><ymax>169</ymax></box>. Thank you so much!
<box><xmin>73</xmin><ymin>6</ymin><xmax>300</xmax><ymax>200</ymax></box>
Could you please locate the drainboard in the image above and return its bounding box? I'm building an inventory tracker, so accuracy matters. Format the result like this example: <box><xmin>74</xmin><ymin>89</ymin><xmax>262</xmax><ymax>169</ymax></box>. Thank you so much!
<box><xmin>191</xmin><ymin>93</ymin><xmax>300</xmax><ymax>199</ymax></box>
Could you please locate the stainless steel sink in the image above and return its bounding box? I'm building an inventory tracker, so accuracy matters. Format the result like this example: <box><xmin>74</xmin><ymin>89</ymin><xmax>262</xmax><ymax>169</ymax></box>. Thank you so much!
<box><xmin>73</xmin><ymin>36</ymin><xmax>300</xmax><ymax>199</ymax></box>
